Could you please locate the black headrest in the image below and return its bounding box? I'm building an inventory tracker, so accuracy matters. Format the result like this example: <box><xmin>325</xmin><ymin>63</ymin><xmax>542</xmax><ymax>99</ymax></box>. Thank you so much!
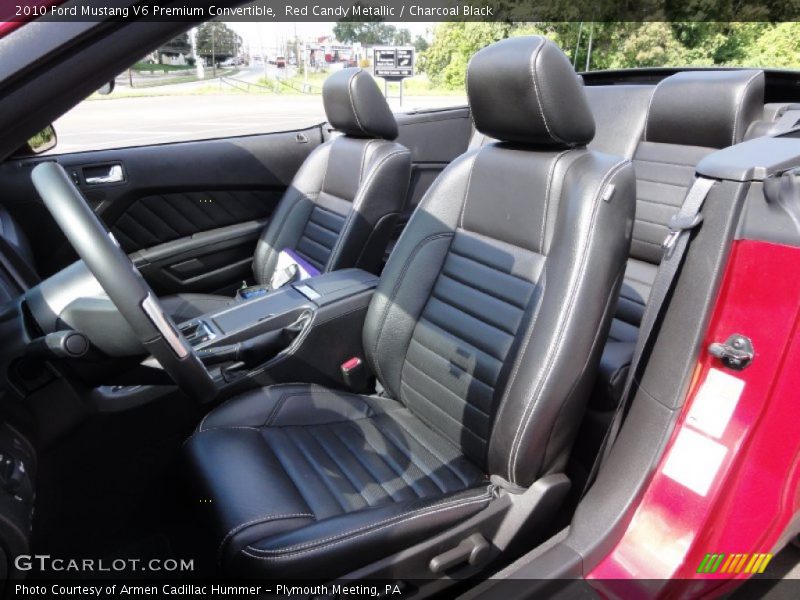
<box><xmin>323</xmin><ymin>68</ymin><xmax>398</xmax><ymax>140</ymax></box>
<box><xmin>467</xmin><ymin>36</ymin><xmax>595</xmax><ymax>147</ymax></box>
<box><xmin>645</xmin><ymin>70</ymin><xmax>765</xmax><ymax>149</ymax></box>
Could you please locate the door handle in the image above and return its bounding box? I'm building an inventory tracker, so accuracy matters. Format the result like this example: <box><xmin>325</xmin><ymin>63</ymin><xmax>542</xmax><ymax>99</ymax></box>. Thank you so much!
<box><xmin>85</xmin><ymin>164</ymin><xmax>124</xmax><ymax>185</ymax></box>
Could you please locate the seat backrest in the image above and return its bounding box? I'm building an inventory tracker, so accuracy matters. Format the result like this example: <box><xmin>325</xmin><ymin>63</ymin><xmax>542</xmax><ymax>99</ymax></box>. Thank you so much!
<box><xmin>363</xmin><ymin>36</ymin><xmax>636</xmax><ymax>486</ymax></box>
<box><xmin>252</xmin><ymin>68</ymin><xmax>411</xmax><ymax>285</ymax></box>
<box><xmin>470</xmin><ymin>83</ymin><xmax>656</xmax><ymax>160</ymax></box>
<box><xmin>611</xmin><ymin>69</ymin><xmax>764</xmax><ymax>344</ymax></box>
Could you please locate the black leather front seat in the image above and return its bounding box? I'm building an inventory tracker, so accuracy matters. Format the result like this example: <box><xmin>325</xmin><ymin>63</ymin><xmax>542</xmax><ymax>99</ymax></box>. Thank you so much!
<box><xmin>161</xmin><ymin>68</ymin><xmax>411</xmax><ymax>322</ymax></box>
<box><xmin>184</xmin><ymin>36</ymin><xmax>636</xmax><ymax>579</ymax></box>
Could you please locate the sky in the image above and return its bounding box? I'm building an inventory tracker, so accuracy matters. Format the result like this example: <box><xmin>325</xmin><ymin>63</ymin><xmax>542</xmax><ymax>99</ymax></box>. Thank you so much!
<box><xmin>228</xmin><ymin>21</ymin><xmax>436</xmax><ymax>54</ymax></box>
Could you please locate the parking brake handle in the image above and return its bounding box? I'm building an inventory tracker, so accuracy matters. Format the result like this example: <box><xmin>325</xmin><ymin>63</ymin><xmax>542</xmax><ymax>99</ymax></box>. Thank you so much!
<box><xmin>196</xmin><ymin>312</ymin><xmax>311</xmax><ymax>367</ymax></box>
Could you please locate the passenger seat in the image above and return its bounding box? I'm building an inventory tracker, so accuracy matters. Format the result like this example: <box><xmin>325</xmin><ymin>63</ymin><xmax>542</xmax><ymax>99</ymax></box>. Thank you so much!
<box><xmin>161</xmin><ymin>68</ymin><xmax>412</xmax><ymax>322</ymax></box>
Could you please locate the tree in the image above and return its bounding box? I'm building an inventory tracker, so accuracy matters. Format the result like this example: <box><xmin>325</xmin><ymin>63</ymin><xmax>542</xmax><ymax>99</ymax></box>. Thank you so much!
<box><xmin>158</xmin><ymin>33</ymin><xmax>190</xmax><ymax>63</ymax></box>
<box><xmin>419</xmin><ymin>23</ymin><xmax>518</xmax><ymax>89</ymax></box>
<box><xmin>333</xmin><ymin>21</ymin><xmax>396</xmax><ymax>45</ymax></box>
<box><xmin>393</xmin><ymin>28</ymin><xmax>412</xmax><ymax>45</ymax></box>
<box><xmin>413</xmin><ymin>35</ymin><xmax>429</xmax><ymax>54</ymax></box>
<box><xmin>195</xmin><ymin>22</ymin><xmax>241</xmax><ymax>63</ymax></box>
<box><xmin>743</xmin><ymin>22</ymin><xmax>800</xmax><ymax>68</ymax></box>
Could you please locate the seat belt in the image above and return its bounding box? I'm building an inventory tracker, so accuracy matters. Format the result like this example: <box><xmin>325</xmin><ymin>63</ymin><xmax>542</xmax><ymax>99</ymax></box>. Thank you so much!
<box><xmin>581</xmin><ymin>176</ymin><xmax>717</xmax><ymax>497</ymax></box>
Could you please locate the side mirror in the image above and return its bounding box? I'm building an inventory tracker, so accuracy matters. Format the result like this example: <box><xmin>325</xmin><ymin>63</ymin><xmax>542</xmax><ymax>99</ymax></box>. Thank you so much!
<box><xmin>11</xmin><ymin>125</ymin><xmax>57</xmax><ymax>157</ymax></box>
<box><xmin>97</xmin><ymin>80</ymin><xmax>115</xmax><ymax>95</ymax></box>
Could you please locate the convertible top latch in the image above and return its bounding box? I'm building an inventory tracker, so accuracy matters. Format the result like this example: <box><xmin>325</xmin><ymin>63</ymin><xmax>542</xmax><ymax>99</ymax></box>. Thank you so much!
<box><xmin>708</xmin><ymin>334</ymin><xmax>754</xmax><ymax>370</ymax></box>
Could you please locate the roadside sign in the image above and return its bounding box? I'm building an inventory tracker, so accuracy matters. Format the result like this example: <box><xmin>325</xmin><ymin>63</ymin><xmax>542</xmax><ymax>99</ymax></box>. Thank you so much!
<box><xmin>373</xmin><ymin>46</ymin><xmax>414</xmax><ymax>79</ymax></box>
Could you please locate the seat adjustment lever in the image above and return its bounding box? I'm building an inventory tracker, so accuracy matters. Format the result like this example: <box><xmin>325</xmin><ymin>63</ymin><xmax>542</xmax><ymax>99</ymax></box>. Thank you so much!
<box><xmin>429</xmin><ymin>533</ymin><xmax>489</xmax><ymax>574</ymax></box>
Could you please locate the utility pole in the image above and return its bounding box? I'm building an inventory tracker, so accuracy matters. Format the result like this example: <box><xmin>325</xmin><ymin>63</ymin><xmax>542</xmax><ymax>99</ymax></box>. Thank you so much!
<box><xmin>585</xmin><ymin>23</ymin><xmax>594</xmax><ymax>72</ymax></box>
<box><xmin>303</xmin><ymin>36</ymin><xmax>308</xmax><ymax>85</ymax></box>
<box><xmin>212</xmin><ymin>24</ymin><xmax>217</xmax><ymax>78</ymax></box>
<box><xmin>573</xmin><ymin>22</ymin><xmax>583</xmax><ymax>69</ymax></box>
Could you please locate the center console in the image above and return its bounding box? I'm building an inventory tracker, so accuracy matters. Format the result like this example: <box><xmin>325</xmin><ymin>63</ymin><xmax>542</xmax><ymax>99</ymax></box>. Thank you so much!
<box><xmin>175</xmin><ymin>268</ymin><xmax>379</xmax><ymax>397</ymax></box>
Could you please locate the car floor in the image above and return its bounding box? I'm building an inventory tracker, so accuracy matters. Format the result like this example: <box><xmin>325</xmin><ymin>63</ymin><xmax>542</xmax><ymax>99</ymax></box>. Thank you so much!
<box><xmin>30</xmin><ymin>390</ymin><xmax>217</xmax><ymax>577</ymax></box>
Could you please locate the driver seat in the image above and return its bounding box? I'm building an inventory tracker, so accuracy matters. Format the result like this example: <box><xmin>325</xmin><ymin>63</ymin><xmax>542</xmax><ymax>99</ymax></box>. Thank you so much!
<box><xmin>184</xmin><ymin>36</ymin><xmax>635</xmax><ymax>579</ymax></box>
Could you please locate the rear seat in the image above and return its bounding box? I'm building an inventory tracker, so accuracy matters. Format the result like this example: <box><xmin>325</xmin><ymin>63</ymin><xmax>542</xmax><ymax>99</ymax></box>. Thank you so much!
<box><xmin>594</xmin><ymin>69</ymin><xmax>764</xmax><ymax>410</ymax></box>
<box><xmin>471</xmin><ymin>71</ymin><xmax>765</xmax><ymax>413</ymax></box>
<box><xmin>470</xmin><ymin>84</ymin><xmax>656</xmax><ymax>159</ymax></box>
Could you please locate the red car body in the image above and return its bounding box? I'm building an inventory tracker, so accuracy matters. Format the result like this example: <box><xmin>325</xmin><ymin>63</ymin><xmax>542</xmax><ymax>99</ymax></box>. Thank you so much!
<box><xmin>590</xmin><ymin>239</ymin><xmax>800</xmax><ymax>595</ymax></box>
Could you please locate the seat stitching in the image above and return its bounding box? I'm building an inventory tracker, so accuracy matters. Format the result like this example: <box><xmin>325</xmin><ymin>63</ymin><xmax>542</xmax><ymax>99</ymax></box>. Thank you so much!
<box><xmin>732</xmin><ymin>71</ymin><xmax>762</xmax><ymax>145</ymax></box>
<box><xmin>370</xmin><ymin>232</ymin><xmax>454</xmax><ymax>389</ymax></box>
<box><xmin>373</xmin><ymin>413</ymin><xmax>466</xmax><ymax>492</ymax></box>
<box><xmin>635</xmin><ymin>176</ymin><xmax>696</xmax><ymax>186</ymax></box>
<box><xmin>439</xmin><ymin>271</ymin><xmax>529</xmax><ymax>311</ymax></box>
<box><xmin>400</xmin><ymin>381</ymin><xmax>488</xmax><ymax>452</ymax></box>
<box><xmin>402</xmin><ymin>359</ymin><xmax>492</xmax><ymax>419</ymax></box>
<box><xmin>346</xmin><ymin>69</ymin><xmax>368</xmax><ymax>136</ymax></box>
<box><xmin>348</xmin><ymin>420</ymin><xmax>431</xmax><ymax>497</ymax></box>
<box><xmin>303</xmin><ymin>428</ymin><xmax>376</xmax><ymax>507</ymax></box>
<box><xmin>633</xmin><ymin>157</ymin><xmax>704</xmax><ymax>169</ymax></box>
<box><xmin>508</xmin><ymin>160</ymin><xmax>629</xmax><ymax>483</ymax></box>
<box><xmin>370</xmin><ymin>415</ymin><xmax>454</xmax><ymax>493</ymax></box>
<box><xmin>429</xmin><ymin>291</ymin><xmax>519</xmax><ymax>336</ymax></box>
<box><xmin>415</xmin><ymin>317</ymin><xmax>504</xmax><ymax>371</ymax></box>
<box><xmin>458</xmin><ymin>151</ymin><xmax>479</xmax><ymax>229</ymax></box>
<box><xmin>326</xmin><ymin>149</ymin><xmax>409</xmax><ymax>272</ymax></box>
<box><xmin>330</xmin><ymin>423</ymin><xmax>404</xmax><ymax>502</ymax></box>
<box><xmin>529</xmin><ymin>39</ymin><xmax>568</xmax><ymax>146</ymax></box>
<box><xmin>283</xmin><ymin>428</ymin><xmax>355</xmax><ymax>513</ymax></box>
<box><xmin>446</xmin><ymin>251</ymin><xmax>536</xmax><ymax>289</ymax></box>
<box><xmin>382</xmin><ymin>412</ymin><xmax>475</xmax><ymax>488</ymax></box>
<box><xmin>540</xmin><ymin>150</ymin><xmax>571</xmax><ymax>252</ymax></box>
<box><xmin>418</xmin><ymin>315</ymin><xmax>506</xmax><ymax>363</ymax></box>
<box><xmin>195</xmin><ymin>383</ymin><xmax>299</xmax><ymax>433</ymax></box>
<box><xmin>642</xmin><ymin>78</ymin><xmax>668</xmax><ymax>142</ymax></box>
<box><xmin>408</xmin><ymin>336</ymin><xmax>499</xmax><ymax>389</ymax></box>
<box><xmin>634</xmin><ymin>215</ymin><xmax>672</xmax><ymax>228</ymax></box>
<box><xmin>243</xmin><ymin>492</ymin><xmax>491</xmax><ymax>557</ymax></box>
<box><xmin>216</xmin><ymin>513</ymin><xmax>313</xmax><ymax>562</ymax></box>
<box><xmin>489</xmin><ymin>152</ymin><xmax>569</xmax><ymax>445</ymax></box>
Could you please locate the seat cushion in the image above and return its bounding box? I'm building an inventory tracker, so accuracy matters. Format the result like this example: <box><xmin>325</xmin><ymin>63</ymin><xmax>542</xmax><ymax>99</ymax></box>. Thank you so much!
<box><xmin>184</xmin><ymin>384</ymin><xmax>491</xmax><ymax>578</ymax></box>
<box><xmin>160</xmin><ymin>293</ymin><xmax>233</xmax><ymax>323</ymax></box>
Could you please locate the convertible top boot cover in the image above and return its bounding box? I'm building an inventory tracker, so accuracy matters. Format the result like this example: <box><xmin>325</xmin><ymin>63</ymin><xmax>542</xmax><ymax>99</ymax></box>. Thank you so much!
<box><xmin>184</xmin><ymin>36</ymin><xmax>635</xmax><ymax>579</ymax></box>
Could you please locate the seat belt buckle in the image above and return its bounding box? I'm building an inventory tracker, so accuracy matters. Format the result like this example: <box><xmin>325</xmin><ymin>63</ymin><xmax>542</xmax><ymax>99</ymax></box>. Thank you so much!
<box><xmin>662</xmin><ymin>213</ymin><xmax>704</xmax><ymax>257</ymax></box>
<box><xmin>341</xmin><ymin>357</ymin><xmax>370</xmax><ymax>393</ymax></box>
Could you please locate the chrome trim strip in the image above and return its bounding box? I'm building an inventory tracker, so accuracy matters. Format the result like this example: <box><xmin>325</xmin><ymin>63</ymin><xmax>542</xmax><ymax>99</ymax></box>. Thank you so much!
<box><xmin>141</xmin><ymin>294</ymin><xmax>188</xmax><ymax>358</ymax></box>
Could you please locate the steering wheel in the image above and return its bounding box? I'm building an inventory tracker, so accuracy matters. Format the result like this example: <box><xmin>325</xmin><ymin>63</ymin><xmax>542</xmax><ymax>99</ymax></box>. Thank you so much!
<box><xmin>31</xmin><ymin>161</ymin><xmax>217</xmax><ymax>403</ymax></box>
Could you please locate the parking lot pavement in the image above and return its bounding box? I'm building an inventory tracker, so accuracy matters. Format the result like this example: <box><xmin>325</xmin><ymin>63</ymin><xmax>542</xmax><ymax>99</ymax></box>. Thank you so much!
<box><xmin>50</xmin><ymin>91</ymin><xmax>466</xmax><ymax>153</ymax></box>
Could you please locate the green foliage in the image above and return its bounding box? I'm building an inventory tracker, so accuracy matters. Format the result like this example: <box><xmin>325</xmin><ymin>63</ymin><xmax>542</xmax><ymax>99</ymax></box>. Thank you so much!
<box><xmin>394</xmin><ymin>28</ymin><xmax>412</xmax><ymax>45</ymax></box>
<box><xmin>333</xmin><ymin>21</ymin><xmax>396</xmax><ymax>45</ymax></box>
<box><xmin>742</xmin><ymin>22</ymin><xmax>800</xmax><ymax>68</ymax></box>
<box><xmin>413</xmin><ymin>35</ymin><xmax>429</xmax><ymax>54</ymax></box>
<box><xmin>195</xmin><ymin>23</ymin><xmax>241</xmax><ymax>61</ymax></box>
<box><xmin>159</xmin><ymin>33</ymin><xmax>191</xmax><ymax>59</ymax></box>
<box><xmin>419</xmin><ymin>23</ymin><xmax>519</xmax><ymax>89</ymax></box>
<box><xmin>419</xmin><ymin>21</ymin><xmax>800</xmax><ymax>89</ymax></box>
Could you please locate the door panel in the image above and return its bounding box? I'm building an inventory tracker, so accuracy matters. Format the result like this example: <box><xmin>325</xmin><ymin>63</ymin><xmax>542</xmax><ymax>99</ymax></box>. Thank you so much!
<box><xmin>131</xmin><ymin>220</ymin><xmax>267</xmax><ymax>296</ymax></box>
<box><xmin>0</xmin><ymin>125</ymin><xmax>324</xmax><ymax>294</ymax></box>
